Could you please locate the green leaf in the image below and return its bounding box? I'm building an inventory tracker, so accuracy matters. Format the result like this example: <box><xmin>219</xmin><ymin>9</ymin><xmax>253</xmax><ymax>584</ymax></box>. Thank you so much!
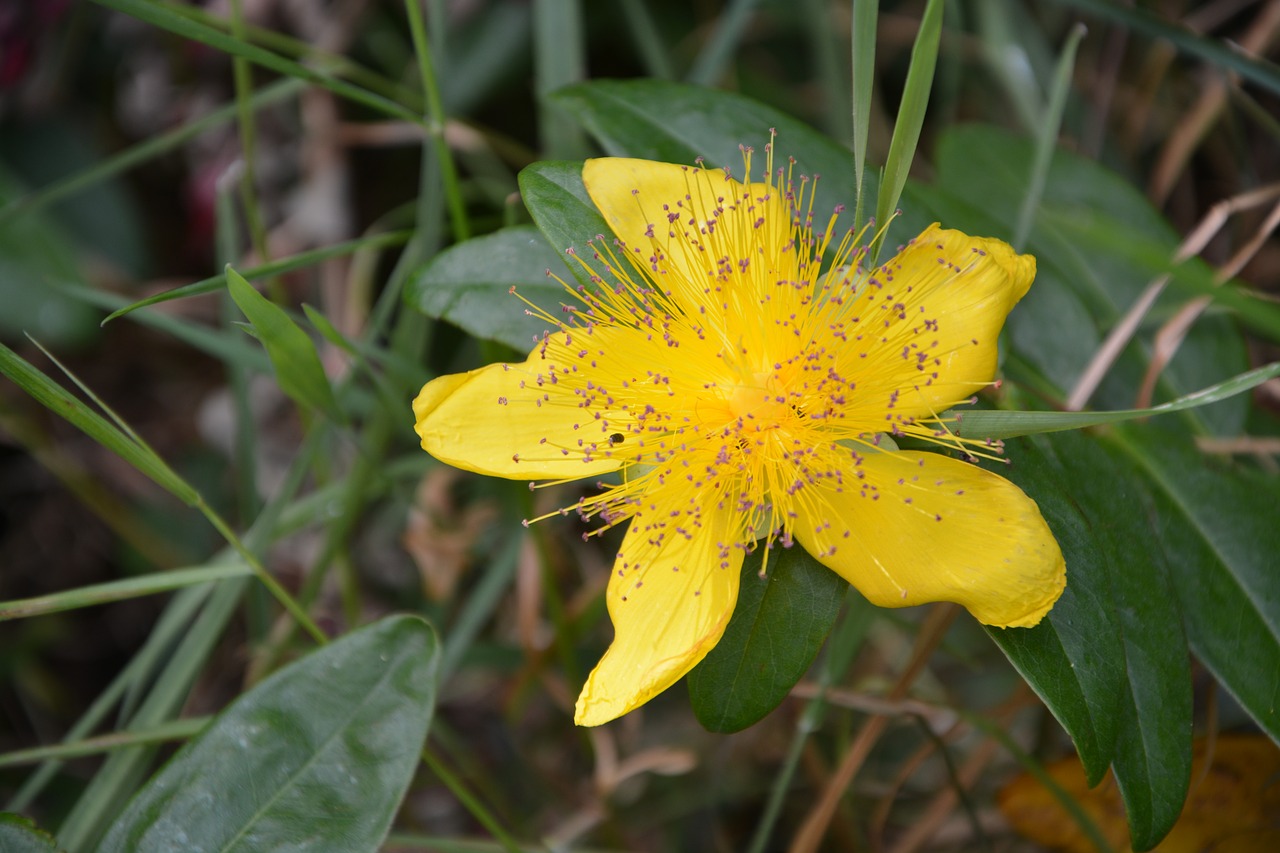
<box><xmin>95</xmin><ymin>615</ymin><xmax>439</xmax><ymax>853</ymax></box>
<box><xmin>406</xmin><ymin>225</ymin><xmax>574</xmax><ymax>350</ymax></box>
<box><xmin>549</xmin><ymin>79</ymin><xmax>871</xmax><ymax>225</ymax></box>
<box><xmin>226</xmin><ymin>266</ymin><xmax>343</xmax><ymax>423</ymax></box>
<box><xmin>1112</xmin><ymin>422</ymin><xmax>1280</xmax><ymax>746</ymax></box>
<box><xmin>994</xmin><ymin>430</ymin><xmax>1196</xmax><ymax>846</ymax></box>
<box><xmin>1081</xmin><ymin>440</ymin><xmax>1192</xmax><ymax>850</ymax></box>
<box><xmin>951</xmin><ymin>362</ymin><xmax>1280</xmax><ymax>440</ymax></box>
<box><xmin>0</xmin><ymin>814</ymin><xmax>60</xmax><ymax>853</ymax></box>
<box><xmin>517</xmin><ymin>160</ymin><xmax>623</xmax><ymax>291</ymax></box>
<box><xmin>873</xmin><ymin>0</ymin><xmax>942</xmax><ymax>260</ymax></box>
<box><xmin>850</xmin><ymin>0</ymin><xmax>877</xmax><ymax>232</ymax></box>
<box><xmin>986</xmin><ymin>434</ymin><xmax>1127</xmax><ymax>784</ymax></box>
<box><xmin>687</xmin><ymin>546</ymin><xmax>846</xmax><ymax>733</ymax></box>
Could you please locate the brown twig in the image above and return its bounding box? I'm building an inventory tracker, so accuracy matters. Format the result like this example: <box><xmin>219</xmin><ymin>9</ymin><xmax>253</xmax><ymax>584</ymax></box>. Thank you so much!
<box><xmin>1148</xmin><ymin>1</ymin><xmax>1280</xmax><ymax>204</ymax></box>
<box><xmin>1066</xmin><ymin>183</ymin><xmax>1280</xmax><ymax>411</ymax></box>
<box><xmin>787</xmin><ymin>604</ymin><xmax>958</xmax><ymax>853</ymax></box>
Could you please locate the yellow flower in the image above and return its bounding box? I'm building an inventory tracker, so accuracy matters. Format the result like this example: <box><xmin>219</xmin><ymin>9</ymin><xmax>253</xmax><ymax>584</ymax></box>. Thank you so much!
<box><xmin>413</xmin><ymin>148</ymin><xmax>1066</xmax><ymax>726</ymax></box>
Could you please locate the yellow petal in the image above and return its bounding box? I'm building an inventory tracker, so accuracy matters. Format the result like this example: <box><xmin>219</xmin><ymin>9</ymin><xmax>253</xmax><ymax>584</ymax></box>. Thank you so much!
<box><xmin>574</xmin><ymin>481</ymin><xmax>745</xmax><ymax>726</ymax></box>
<box><xmin>413</xmin><ymin>353</ymin><xmax>624</xmax><ymax>480</ymax></box>
<box><xmin>791</xmin><ymin>449</ymin><xmax>1064</xmax><ymax>627</ymax></box>
<box><xmin>838</xmin><ymin>223</ymin><xmax>1036</xmax><ymax>421</ymax></box>
<box><xmin>582</xmin><ymin>157</ymin><xmax>792</xmax><ymax>309</ymax></box>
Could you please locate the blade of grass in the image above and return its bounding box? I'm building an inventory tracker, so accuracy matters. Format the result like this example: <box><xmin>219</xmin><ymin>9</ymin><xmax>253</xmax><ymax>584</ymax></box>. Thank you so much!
<box><xmin>420</xmin><ymin>745</ymin><xmax>527</xmax><ymax>853</ymax></box>
<box><xmin>619</xmin><ymin>0</ymin><xmax>676</xmax><ymax>80</ymax></box>
<box><xmin>851</xmin><ymin>0</ymin><xmax>878</xmax><ymax>234</ymax></box>
<box><xmin>6</xmin><ymin>423</ymin><xmax>319</xmax><ymax>813</ymax></box>
<box><xmin>154</xmin><ymin>0</ymin><xmax>422</xmax><ymax>111</ymax></box>
<box><xmin>1013</xmin><ymin>23</ymin><xmax>1087</xmax><ymax>249</ymax></box>
<box><xmin>88</xmin><ymin>0</ymin><xmax>422</xmax><ymax>125</ymax></box>
<box><xmin>747</xmin><ymin>591</ymin><xmax>877</xmax><ymax>853</ymax></box>
<box><xmin>55</xmin><ymin>577</ymin><xmax>249</xmax><ymax>851</ymax></box>
<box><xmin>962</xmin><ymin>712</ymin><xmax>1112</xmax><ymax>853</ymax></box>
<box><xmin>102</xmin><ymin>230</ymin><xmax>411</xmax><ymax>324</ymax></box>
<box><xmin>0</xmin><ymin>718</ymin><xmax>209</xmax><ymax>769</ymax></box>
<box><xmin>403</xmin><ymin>0</ymin><xmax>471</xmax><ymax>243</ymax></box>
<box><xmin>802</xmin><ymin>0</ymin><xmax>851</xmax><ymax>142</ymax></box>
<box><xmin>4</xmin><ymin>339</ymin><xmax>326</xmax><ymax>644</ymax></box>
<box><xmin>0</xmin><ymin>565</ymin><xmax>251</xmax><ymax>622</ymax></box>
<box><xmin>953</xmin><ymin>362</ymin><xmax>1280</xmax><ymax>440</ymax></box>
<box><xmin>228</xmin><ymin>0</ymin><xmax>277</xmax><ymax>301</ymax></box>
<box><xmin>5</xmin><ymin>583</ymin><xmax>212</xmax><ymax>811</ymax></box>
<box><xmin>0</xmin><ymin>341</ymin><xmax>200</xmax><ymax>505</ymax></box>
<box><xmin>687</xmin><ymin>0</ymin><xmax>764</xmax><ymax>86</ymax></box>
<box><xmin>533</xmin><ymin>0</ymin><xmax>588</xmax><ymax>158</ymax></box>
<box><xmin>55</xmin><ymin>281</ymin><xmax>271</xmax><ymax>370</ymax></box>
<box><xmin>0</xmin><ymin>78</ymin><xmax>304</xmax><ymax>227</ymax></box>
<box><xmin>216</xmin><ymin>166</ymin><xmax>261</xmax><ymax>530</ymax></box>
<box><xmin>0</xmin><ymin>408</ymin><xmax>188</xmax><ymax>568</ymax></box>
<box><xmin>872</xmin><ymin>0</ymin><xmax>943</xmax><ymax>263</ymax></box>
<box><xmin>1051</xmin><ymin>0</ymin><xmax>1280</xmax><ymax>95</ymax></box>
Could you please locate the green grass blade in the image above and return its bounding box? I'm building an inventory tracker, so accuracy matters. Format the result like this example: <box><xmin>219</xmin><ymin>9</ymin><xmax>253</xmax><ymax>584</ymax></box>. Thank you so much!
<box><xmin>1014</xmin><ymin>23</ymin><xmax>1086</xmax><ymax>249</ymax></box>
<box><xmin>0</xmin><ymin>718</ymin><xmax>209</xmax><ymax>769</ymax></box>
<box><xmin>533</xmin><ymin>0</ymin><xmax>588</xmax><ymax>157</ymax></box>
<box><xmin>0</xmin><ymin>342</ymin><xmax>200</xmax><ymax>505</ymax></box>
<box><xmin>102</xmin><ymin>230</ymin><xmax>411</xmax><ymax>324</ymax></box>
<box><xmin>1051</xmin><ymin>0</ymin><xmax>1280</xmax><ymax>94</ymax></box>
<box><xmin>619</xmin><ymin>0</ymin><xmax>676</xmax><ymax>79</ymax></box>
<box><xmin>851</xmin><ymin>0</ymin><xmax>877</xmax><ymax>233</ymax></box>
<box><xmin>53</xmin><ymin>282</ymin><xmax>270</xmax><ymax>371</ymax></box>
<box><xmin>873</xmin><ymin>0</ymin><xmax>943</xmax><ymax>261</ymax></box>
<box><xmin>154</xmin><ymin>0</ymin><xmax>421</xmax><ymax>110</ymax></box>
<box><xmin>55</xmin><ymin>578</ymin><xmax>248</xmax><ymax>851</ymax></box>
<box><xmin>954</xmin><ymin>362</ymin><xmax>1280</xmax><ymax>440</ymax></box>
<box><xmin>0</xmin><ymin>564</ymin><xmax>251</xmax><ymax>622</ymax></box>
<box><xmin>687</xmin><ymin>0</ymin><xmax>763</xmax><ymax>86</ymax></box>
<box><xmin>5</xmin><ymin>584</ymin><xmax>212</xmax><ymax>812</ymax></box>
<box><xmin>226</xmin><ymin>266</ymin><xmax>344</xmax><ymax>423</ymax></box>
<box><xmin>800</xmin><ymin>0</ymin><xmax>851</xmax><ymax>141</ymax></box>
<box><xmin>88</xmin><ymin>0</ymin><xmax>421</xmax><ymax>125</ymax></box>
<box><xmin>0</xmin><ymin>79</ymin><xmax>303</xmax><ymax>227</ymax></box>
<box><xmin>403</xmin><ymin>0</ymin><xmax>471</xmax><ymax>243</ymax></box>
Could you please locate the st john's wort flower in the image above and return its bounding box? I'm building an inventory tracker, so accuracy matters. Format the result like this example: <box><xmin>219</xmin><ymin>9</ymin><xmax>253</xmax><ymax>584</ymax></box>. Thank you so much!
<box><xmin>413</xmin><ymin>146</ymin><xmax>1066</xmax><ymax>726</ymax></box>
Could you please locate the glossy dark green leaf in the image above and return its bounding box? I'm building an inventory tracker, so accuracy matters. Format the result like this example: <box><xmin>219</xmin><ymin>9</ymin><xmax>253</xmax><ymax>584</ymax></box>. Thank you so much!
<box><xmin>226</xmin><ymin>267</ymin><xmax>344</xmax><ymax>423</ymax></box>
<box><xmin>549</xmin><ymin>79</ymin><xmax>873</xmax><ymax>234</ymax></box>
<box><xmin>1112</xmin><ymin>421</ymin><xmax>1280</xmax><ymax>745</ymax></box>
<box><xmin>986</xmin><ymin>434</ymin><xmax>1126</xmax><ymax>783</ymax></box>
<box><xmin>517</xmin><ymin>160</ymin><xmax>627</xmax><ymax>291</ymax></box>
<box><xmin>406</xmin><ymin>225</ymin><xmax>572</xmax><ymax>351</ymax></box>
<box><xmin>94</xmin><ymin>615</ymin><xmax>439</xmax><ymax>853</ymax></box>
<box><xmin>687</xmin><ymin>546</ymin><xmax>846</xmax><ymax>733</ymax></box>
<box><xmin>995</xmin><ymin>430</ymin><xmax>1196</xmax><ymax>847</ymax></box>
<box><xmin>0</xmin><ymin>814</ymin><xmax>60</xmax><ymax>853</ymax></box>
<box><xmin>1079</xmin><ymin>440</ymin><xmax>1192</xmax><ymax>849</ymax></box>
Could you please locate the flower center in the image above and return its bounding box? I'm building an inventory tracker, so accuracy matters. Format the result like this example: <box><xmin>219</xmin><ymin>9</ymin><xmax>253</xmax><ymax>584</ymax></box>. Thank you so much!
<box><xmin>726</xmin><ymin>371</ymin><xmax>794</xmax><ymax>432</ymax></box>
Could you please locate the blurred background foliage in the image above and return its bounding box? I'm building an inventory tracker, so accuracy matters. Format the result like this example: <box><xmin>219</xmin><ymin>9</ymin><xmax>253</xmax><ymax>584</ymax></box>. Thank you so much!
<box><xmin>1</xmin><ymin>1</ymin><xmax>1278</xmax><ymax>851</ymax></box>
